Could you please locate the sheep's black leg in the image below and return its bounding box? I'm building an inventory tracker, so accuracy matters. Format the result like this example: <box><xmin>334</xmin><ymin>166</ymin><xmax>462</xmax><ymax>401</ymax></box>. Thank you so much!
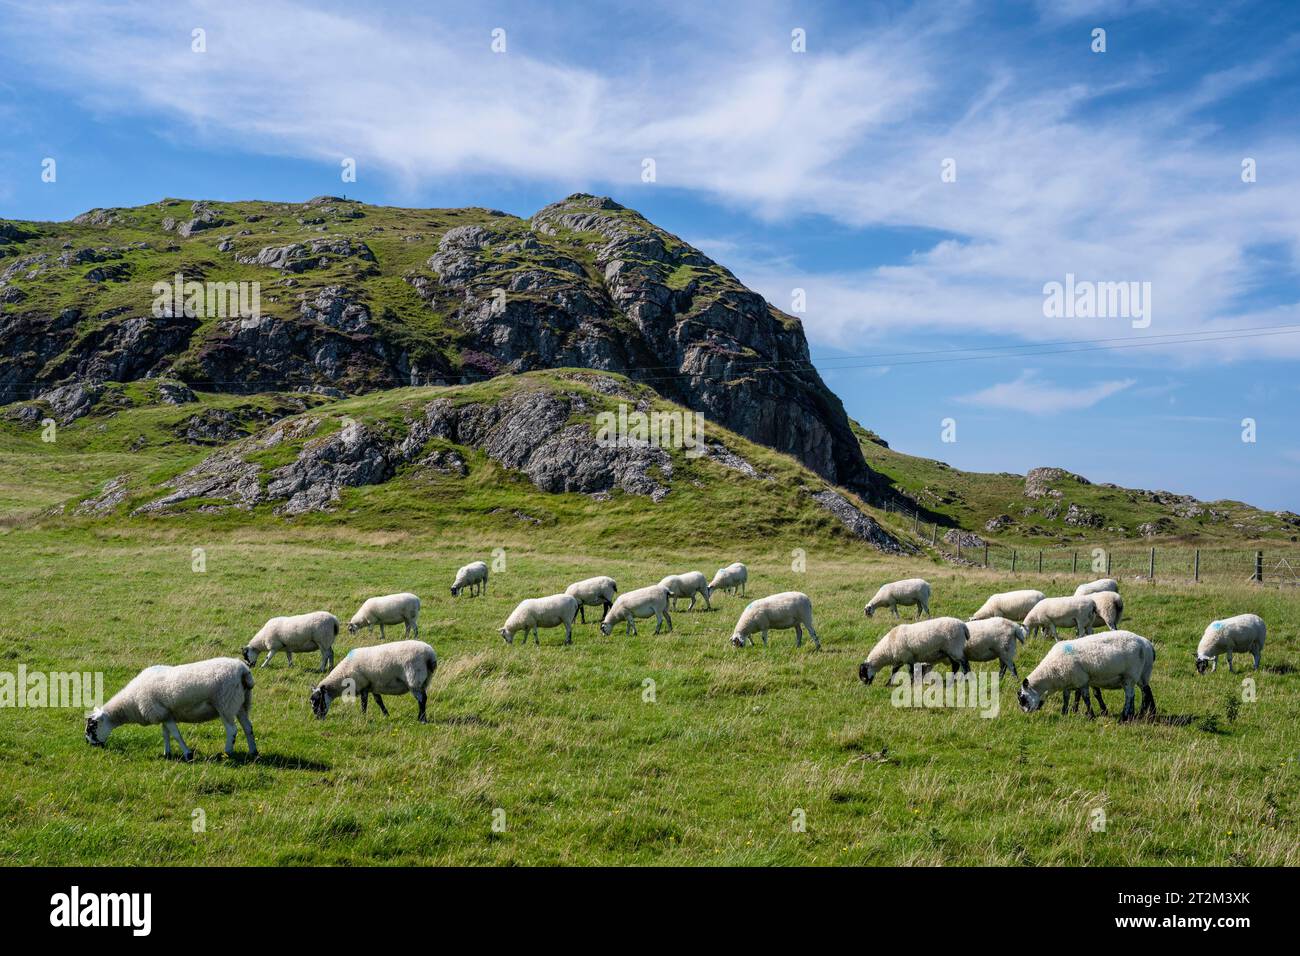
<box><xmin>413</xmin><ymin>690</ymin><xmax>427</xmax><ymax>723</ymax></box>
<box><xmin>1061</xmin><ymin>693</ymin><xmax>1070</xmax><ymax>716</ymax></box>
<box><xmin>1139</xmin><ymin>683</ymin><xmax>1155</xmax><ymax>717</ymax></box>
<box><xmin>1094</xmin><ymin>688</ymin><xmax>1109</xmax><ymax>716</ymax></box>
<box><xmin>360</xmin><ymin>691</ymin><xmax>369</xmax><ymax>714</ymax></box>
<box><xmin>1081</xmin><ymin>688</ymin><xmax>1095</xmax><ymax>719</ymax></box>
<box><xmin>373</xmin><ymin>694</ymin><xmax>389</xmax><ymax>717</ymax></box>
<box><xmin>579</xmin><ymin>606</ymin><xmax>585</xmax><ymax>624</ymax></box>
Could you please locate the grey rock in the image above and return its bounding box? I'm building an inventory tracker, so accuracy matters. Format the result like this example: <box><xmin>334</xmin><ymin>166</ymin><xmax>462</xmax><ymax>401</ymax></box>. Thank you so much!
<box><xmin>811</xmin><ymin>489</ymin><xmax>906</xmax><ymax>553</ymax></box>
<box><xmin>75</xmin><ymin>475</ymin><xmax>131</xmax><ymax>515</ymax></box>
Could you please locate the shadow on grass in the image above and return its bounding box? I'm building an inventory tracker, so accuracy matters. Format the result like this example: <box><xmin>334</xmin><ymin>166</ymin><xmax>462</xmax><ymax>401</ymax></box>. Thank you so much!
<box><xmin>1148</xmin><ymin>713</ymin><xmax>1199</xmax><ymax>728</ymax></box>
<box><xmin>195</xmin><ymin>751</ymin><xmax>331</xmax><ymax>771</ymax></box>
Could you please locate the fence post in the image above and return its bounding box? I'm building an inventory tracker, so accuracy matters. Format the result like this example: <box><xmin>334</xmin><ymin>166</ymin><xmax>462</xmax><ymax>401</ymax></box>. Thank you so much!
<box><xmin>984</xmin><ymin>543</ymin><xmax>989</xmax><ymax>568</ymax></box>
<box><xmin>913</xmin><ymin>512</ymin><xmax>919</xmax><ymax>534</ymax></box>
<box><xmin>1253</xmin><ymin>550</ymin><xmax>1263</xmax><ymax>583</ymax></box>
<box><xmin>1011</xmin><ymin>550</ymin><xmax>1017</xmax><ymax>573</ymax></box>
<box><xmin>931</xmin><ymin>524</ymin><xmax>938</xmax><ymax>545</ymax></box>
<box><xmin>1106</xmin><ymin>551</ymin><xmax>1112</xmax><ymax>576</ymax></box>
<box><xmin>956</xmin><ymin>539</ymin><xmax>961</xmax><ymax>559</ymax></box>
<box><xmin>1072</xmin><ymin>551</ymin><xmax>1078</xmax><ymax>574</ymax></box>
<box><xmin>1194</xmin><ymin>549</ymin><xmax>1200</xmax><ymax>583</ymax></box>
<box><xmin>1149</xmin><ymin>547</ymin><xmax>1155</xmax><ymax>581</ymax></box>
<box><xmin>1038</xmin><ymin>550</ymin><xmax>1043</xmax><ymax>573</ymax></box>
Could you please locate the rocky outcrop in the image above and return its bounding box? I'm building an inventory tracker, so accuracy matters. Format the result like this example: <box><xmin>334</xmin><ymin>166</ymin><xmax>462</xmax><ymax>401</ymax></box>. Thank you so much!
<box><xmin>2</xmin><ymin>194</ymin><xmax>878</xmax><ymax>496</ymax></box>
<box><xmin>810</xmin><ymin>489</ymin><xmax>906</xmax><ymax>553</ymax></box>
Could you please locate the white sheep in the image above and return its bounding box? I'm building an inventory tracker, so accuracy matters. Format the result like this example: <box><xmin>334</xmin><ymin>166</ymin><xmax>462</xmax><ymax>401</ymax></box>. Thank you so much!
<box><xmin>729</xmin><ymin>592</ymin><xmax>820</xmax><ymax>649</ymax></box>
<box><xmin>1017</xmin><ymin>630</ymin><xmax>1156</xmax><ymax>720</ymax></box>
<box><xmin>964</xmin><ymin>617</ymin><xmax>1028</xmax><ymax>677</ymax></box>
<box><xmin>85</xmin><ymin>658</ymin><xmax>256</xmax><ymax>759</ymax></box>
<box><xmin>864</xmin><ymin>578</ymin><xmax>931</xmax><ymax>619</ymax></box>
<box><xmin>707</xmin><ymin>562</ymin><xmax>748</xmax><ymax>597</ymax></box>
<box><xmin>500</xmin><ymin>594</ymin><xmax>580</xmax><ymax>645</ymax></box>
<box><xmin>1195</xmin><ymin>613</ymin><xmax>1266</xmax><ymax>674</ymax></box>
<box><xmin>348</xmin><ymin>592</ymin><xmax>421</xmax><ymax>640</ymax></box>
<box><xmin>600</xmin><ymin>585</ymin><xmax>673</xmax><ymax>636</ymax></box>
<box><xmin>241</xmin><ymin>610</ymin><xmax>339</xmax><ymax>671</ymax></box>
<box><xmin>659</xmin><ymin>571</ymin><xmax>712</xmax><ymax>611</ymax></box>
<box><xmin>450</xmin><ymin>561</ymin><xmax>489</xmax><ymax>597</ymax></box>
<box><xmin>310</xmin><ymin>640</ymin><xmax>437</xmax><ymax>722</ymax></box>
<box><xmin>1022</xmin><ymin>595</ymin><xmax>1096</xmax><ymax>640</ymax></box>
<box><xmin>565</xmin><ymin>576</ymin><xmax>619</xmax><ymax>624</ymax></box>
<box><xmin>969</xmin><ymin>589</ymin><xmax>1045</xmax><ymax>622</ymax></box>
<box><xmin>858</xmin><ymin>616</ymin><xmax>968</xmax><ymax>684</ymax></box>
<box><xmin>1074</xmin><ymin>578</ymin><xmax>1119</xmax><ymax>597</ymax></box>
<box><xmin>1089</xmin><ymin>591</ymin><xmax>1124</xmax><ymax>631</ymax></box>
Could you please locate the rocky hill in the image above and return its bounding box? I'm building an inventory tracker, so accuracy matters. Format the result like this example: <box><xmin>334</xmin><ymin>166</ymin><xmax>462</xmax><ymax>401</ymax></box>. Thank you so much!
<box><xmin>0</xmin><ymin>194</ymin><xmax>875</xmax><ymax>497</ymax></box>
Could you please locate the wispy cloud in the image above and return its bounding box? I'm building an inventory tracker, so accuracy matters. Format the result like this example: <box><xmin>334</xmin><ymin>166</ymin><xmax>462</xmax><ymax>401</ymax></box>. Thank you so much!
<box><xmin>2</xmin><ymin>0</ymin><xmax>1298</xmax><ymax>362</ymax></box>
<box><xmin>957</xmin><ymin>371</ymin><xmax>1136</xmax><ymax>415</ymax></box>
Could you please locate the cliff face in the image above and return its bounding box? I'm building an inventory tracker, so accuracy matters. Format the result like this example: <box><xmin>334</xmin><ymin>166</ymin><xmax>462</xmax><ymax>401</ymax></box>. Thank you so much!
<box><xmin>0</xmin><ymin>194</ymin><xmax>876</xmax><ymax>494</ymax></box>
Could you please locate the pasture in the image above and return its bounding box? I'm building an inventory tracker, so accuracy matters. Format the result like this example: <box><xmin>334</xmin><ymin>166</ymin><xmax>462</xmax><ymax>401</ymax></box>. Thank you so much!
<box><xmin>0</xmin><ymin>524</ymin><xmax>1295</xmax><ymax>865</ymax></box>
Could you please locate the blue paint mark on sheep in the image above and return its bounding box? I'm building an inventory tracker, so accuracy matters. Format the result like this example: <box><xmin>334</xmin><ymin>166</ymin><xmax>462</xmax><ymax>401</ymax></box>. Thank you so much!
<box><xmin>1212</xmin><ymin>621</ymin><xmax>1223</xmax><ymax>629</ymax></box>
<box><xmin>1062</xmin><ymin>643</ymin><xmax>1074</xmax><ymax>655</ymax></box>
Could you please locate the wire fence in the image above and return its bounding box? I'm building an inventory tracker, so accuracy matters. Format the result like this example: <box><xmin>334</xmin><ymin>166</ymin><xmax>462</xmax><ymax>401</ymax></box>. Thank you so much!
<box><xmin>878</xmin><ymin>500</ymin><xmax>1300</xmax><ymax>587</ymax></box>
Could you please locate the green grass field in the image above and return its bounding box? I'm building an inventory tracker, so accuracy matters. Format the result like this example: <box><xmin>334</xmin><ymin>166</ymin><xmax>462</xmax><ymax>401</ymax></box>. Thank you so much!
<box><xmin>0</xmin><ymin>524</ymin><xmax>1295</xmax><ymax>866</ymax></box>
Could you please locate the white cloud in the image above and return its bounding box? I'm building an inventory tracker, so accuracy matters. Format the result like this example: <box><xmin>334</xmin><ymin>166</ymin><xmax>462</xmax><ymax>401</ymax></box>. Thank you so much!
<box><xmin>2</xmin><ymin>0</ymin><xmax>1298</xmax><ymax>364</ymax></box>
<box><xmin>957</xmin><ymin>371</ymin><xmax>1135</xmax><ymax>415</ymax></box>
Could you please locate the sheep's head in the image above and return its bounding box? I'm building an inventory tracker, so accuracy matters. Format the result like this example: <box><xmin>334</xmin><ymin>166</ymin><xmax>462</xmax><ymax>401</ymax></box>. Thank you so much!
<box><xmin>1195</xmin><ymin>654</ymin><xmax>1212</xmax><ymax>675</ymax></box>
<box><xmin>240</xmin><ymin>645</ymin><xmax>258</xmax><ymax>667</ymax></box>
<box><xmin>310</xmin><ymin>686</ymin><xmax>330</xmax><ymax>719</ymax></box>
<box><xmin>729</xmin><ymin>633</ymin><xmax>745</xmax><ymax>648</ymax></box>
<box><xmin>599</xmin><ymin>621</ymin><xmax>613</xmax><ymax>637</ymax></box>
<box><xmin>450</xmin><ymin>586</ymin><xmax>460</xmax><ymax>597</ymax></box>
<box><xmin>1017</xmin><ymin>678</ymin><xmax>1043</xmax><ymax>713</ymax></box>
<box><xmin>499</xmin><ymin>627</ymin><xmax>514</xmax><ymax>645</ymax></box>
<box><xmin>84</xmin><ymin>709</ymin><xmax>111</xmax><ymax>746</ymax></box>
<box><xmin>346</xmin><ymin>621</ymin><xmax>361</xmax><ymax>636</ymax></box>
<box><xmin>858</xmin><ymin>661</ymin><xmax>875</xmax><ymax>684</ymax></box>
<box><xmin>864</xmin><ymin>603</ymin><xmax>876</xmax><ymax>618</ymax></box>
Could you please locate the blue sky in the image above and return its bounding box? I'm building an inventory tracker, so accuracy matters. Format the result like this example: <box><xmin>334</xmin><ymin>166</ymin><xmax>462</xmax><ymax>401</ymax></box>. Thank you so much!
<box><xmin>1</xmin><ymin>0</ymin><xmax>1298</xmax><ymax>510</ymax></box>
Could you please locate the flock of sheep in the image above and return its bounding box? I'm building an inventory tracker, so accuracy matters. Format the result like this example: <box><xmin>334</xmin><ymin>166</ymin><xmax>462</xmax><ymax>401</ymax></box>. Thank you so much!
<box><xmin>82</xmin><ymin>559</ymin><xmax>1268</xmax><ymax>759</ymax></box>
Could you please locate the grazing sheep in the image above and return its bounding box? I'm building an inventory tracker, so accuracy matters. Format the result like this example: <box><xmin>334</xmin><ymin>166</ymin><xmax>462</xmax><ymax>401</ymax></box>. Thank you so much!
<box><xmin>964</xmin><ymin>617</ymin><xmax>1028</xmax><ymax>677</ymax></box>
<box><xmin>969</xmin><ymin>589</ymin><xmax>1045</xmax><ymax>622</ymax></box>
<box><xmin>1022</xmin><ymin>595</ymin><xmax>1096</xmax><ymax>640</ymax></box>
<box><xmin>858</xmin><ymin>617</ymin><xmax>968</xmax><ymax>684</ymax></box>
<box><xmin>1196</xmin><ymin>613</ymin><xmax>1266</xmax><ymax>674</ymax></box>
<box><xmin>729</xmin><ymin>592</ymin><xmax>819</xmax><ymax>649</ymax></box>
<box><xmin>310</xmin><ymin>640</ymin><xmax>437</xmax><ymax>723</ymax></box>
<box><xmin>565</xmin><ymin>576</ymin><xmax>618</xmax><ymax>624</ymax></box>
<box><xmin>85</xmin><ymin>658</ymin><xmax>256</xmax><ymax>760</ymax></box>
<box><xmin>348</xmin><ymin>593</ymin><xmax>421</xmax><ymax>640</ymax></box>
<box><xmin>1017</xmin><ymin>630</ymin><xmax>1156</xmax><ymax>720</ymax></box>
<box><xmin>659</xmin><ymin>572</ymin><xmax>712</xmax><ymax>611</ymax></box>
<box><xmin>450</xmin><ymin>561</ymin><xmax>489</xmax><ymax>598</ymax></box>
<box><xmin>1074</xmin><ymin>578</ymin><xmax>1119</xmax><ymax>597</ymax></box>
<box><xmin>707</xmin><ymin>562</ymin><xmax>748</xmax><ymax>597</ymax></box>
<box><xmin>864</xmin><ymin>578</ymin><xmax>931</xmax><ymax>619</ymax></box>
<box><xmin>241</xmin><ymin>610</ymin><xmax>339</xmax><ymax>672</ymax></box>
<box><xmin>1089</xmin><ymin>591</ymin><xmax>1124</xmax><ymax>631</ymax></box>
<box><xmin>500</xmin><ymin>594</ymin><xmax>580</xmax><ymax>645</ymax></box>
<box><xmin>600</xmin><ymin>585</ymin><xmax>672</xmax><ymax>637</ymax></box>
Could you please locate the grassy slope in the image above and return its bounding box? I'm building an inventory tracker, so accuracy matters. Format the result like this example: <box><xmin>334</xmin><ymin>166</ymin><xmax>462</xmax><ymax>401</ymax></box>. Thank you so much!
<box><xmin>0</xmin><ymin>370</ymin><xmax>882</xmax><ymax>549</ymax></box>
<box><xmin>854</xmin><ymin>423</ymin><xmax>1299</xmax><ymax>546</ymax></box>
